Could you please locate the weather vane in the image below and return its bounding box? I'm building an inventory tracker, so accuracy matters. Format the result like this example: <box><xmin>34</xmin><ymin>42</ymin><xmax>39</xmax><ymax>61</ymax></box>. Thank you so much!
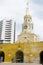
<box><xmin>25</xmin><ymin>0</ymin><xmax>30</xmax><ymax>15</ymax></box>
<box><xmin>25</xmin><ymin>0</ymin><xmax>29</xmax><ymax>7</ymax></box>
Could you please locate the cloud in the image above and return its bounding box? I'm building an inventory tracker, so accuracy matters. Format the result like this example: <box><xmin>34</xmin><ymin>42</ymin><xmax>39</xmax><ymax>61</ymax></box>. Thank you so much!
<box><xmin>31</xmin><ymin>0</ymin><xmax>43</xmax><ymax>5</ymax></box>
<box><xmin>29</xmin><ymin>0</ymin><xmax>43</xmax><ymax>20</ymax></box>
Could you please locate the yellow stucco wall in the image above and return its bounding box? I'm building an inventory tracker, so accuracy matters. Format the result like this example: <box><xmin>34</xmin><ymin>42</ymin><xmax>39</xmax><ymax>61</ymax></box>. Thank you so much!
<box><xmin>0</xmin><ymin>43</ymin><xmax>24</xmax><ymax>62</ymax></box>
<box><xmin>0</xmin><ymin>42</ymin><xmax>43</xmax><ymax>63</ymax></box>
<box><xmin>24</xmin><ymin>42</ymin><xmax>43</xmax><ymax>63</ymax></box>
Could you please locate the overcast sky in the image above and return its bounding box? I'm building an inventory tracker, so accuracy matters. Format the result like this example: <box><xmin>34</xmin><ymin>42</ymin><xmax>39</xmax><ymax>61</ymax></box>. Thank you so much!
<box><xmin>0</xmin><ymin>0</ymin><xmax>43</xmax><ymax>41</ymax></box>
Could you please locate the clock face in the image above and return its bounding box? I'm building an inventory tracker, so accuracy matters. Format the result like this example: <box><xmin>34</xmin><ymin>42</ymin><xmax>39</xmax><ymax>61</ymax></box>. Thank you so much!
<box><xmin>24</xmin><ymin>25</ymin><xmax>27</xmax><ymax>29</ymax></box>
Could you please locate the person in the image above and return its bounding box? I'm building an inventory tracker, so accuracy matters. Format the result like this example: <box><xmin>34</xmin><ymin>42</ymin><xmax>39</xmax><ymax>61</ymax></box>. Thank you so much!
<box><xmin>11</xmin><ymin>57</ymin><xmax>15</xmax><ymax>63</ymax></box>
<box><xmin>0</xmin><ymin>57</ymin><xmax>3</xmax><ymax>63</ymax></box>
<box><xmin>42</xmin><ymin>62</ymin><xmax>43</xmax><ymax>65</ymax></box>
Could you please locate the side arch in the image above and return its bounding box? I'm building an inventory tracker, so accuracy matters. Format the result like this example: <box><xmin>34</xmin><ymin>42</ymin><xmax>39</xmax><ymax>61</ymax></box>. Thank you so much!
<box><xmin>40</xmin><ymin>51</ymin><xmax>43</xmax><ymax>64</ymax></box>
<box><xmin>15</xmin><ymin>50</ymin><xmax>24</xmax><ymax>63</ymax></box>
<box><xmin>0</xmin><ymin>51</ymin><xmax>5</xmax><ymax>62</ymax></box>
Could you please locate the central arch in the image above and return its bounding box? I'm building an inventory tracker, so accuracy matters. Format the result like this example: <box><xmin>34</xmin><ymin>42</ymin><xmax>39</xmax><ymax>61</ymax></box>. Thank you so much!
<box><xmin>15</xmin><ymin>50</ymin><xmax>24</xmax><ymax>63</ymax></box>
<box><xmin>0</xmin><ymin>51</ymin><xmax>5</xmax><ymax>62</ymax></box>
<box><xmin>40</xmin><ymin>51</ymin><xmax>43</xmax><ymax>64</ymax></box>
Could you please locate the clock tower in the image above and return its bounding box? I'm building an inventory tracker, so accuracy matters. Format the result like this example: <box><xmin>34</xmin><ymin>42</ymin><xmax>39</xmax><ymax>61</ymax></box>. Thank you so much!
<box><xmin>17</xmin><ymin>3</ymin><xmax>38</xmax><ymax>43</ymax></box>
<box><xmin>22</xmin><ymin>5</ymin><xmax>33</xmax><ymax>33</ymax></box>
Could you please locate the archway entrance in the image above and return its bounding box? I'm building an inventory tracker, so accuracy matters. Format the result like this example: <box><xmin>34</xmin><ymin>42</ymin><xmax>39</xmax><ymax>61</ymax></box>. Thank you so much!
<box><xmin>0</xmin><ymin>51</ymin><xmax>5</xmax><ymax>62</ymax></box>
<box><xmin>15</xmin><ymin>50</ymin><xmax>24</xmax><ymax>63</ymax></box>
<box><xmin>40</xmin><ymin>51</ymin><xmax>43</xmax><ymax>64</ymax></box>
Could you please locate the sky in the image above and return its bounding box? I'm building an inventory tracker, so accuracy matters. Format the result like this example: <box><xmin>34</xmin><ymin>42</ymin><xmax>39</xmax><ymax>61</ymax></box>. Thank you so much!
<box><xmin>0</xmin><ymin>0</ymin><xmax>43</xmax><ymax>41</ymax></box>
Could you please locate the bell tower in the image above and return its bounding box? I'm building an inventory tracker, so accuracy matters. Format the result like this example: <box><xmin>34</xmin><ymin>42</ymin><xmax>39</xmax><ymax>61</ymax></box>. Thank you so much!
<box><xmin>17</xmin><ymin>0</ymin><xmax>38</xmax><ymax>43</ymax></box>
<box><xmin>22</xmin><ymin>2</ymin><xmax>33</xmax><ymax>33</ymax></box>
